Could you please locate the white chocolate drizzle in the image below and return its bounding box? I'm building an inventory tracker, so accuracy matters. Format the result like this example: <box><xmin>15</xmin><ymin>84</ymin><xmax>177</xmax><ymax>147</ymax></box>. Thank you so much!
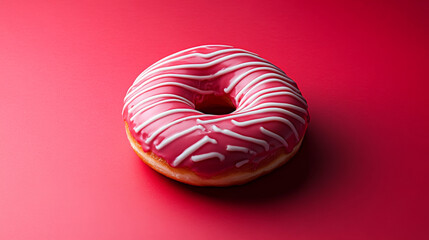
<box><xmin>145</xmin><ymin>115</ymin><xmax>203</xmax><ymax>144</ymax></box>
<box><xmin>155</xmin><ymin>125</ymin><xmax>205</xmax><ymax>150</ymax></box>
<box><xmin>134</xmin><ymin>109</ymin><xmax>199</xmax><ymax>132</ymax></box>
<box><xmin>232</xmin><ymin>117</ymin><xmax>299</xmax><ymax>141</ymax></box>
<box><xmin>130</xmin><ymin>99</ymin><xmax>192</xmax><ymax>122</ymax></box>
<box><xmin>191</xmin><ymin>152</ymin><xmax>225</xmax><ymax>162</ymax></box>
<box><xmin>238</xmin><ymin>87</ymin><xmax>307</xmax><ymax>109</ymax></box>
<box><xmin>260</xmin><ymin>127</ymin><xmax>288</xmax><ymax>147</ymax></box>
<box><xmin>238</xmin><ymin>91</ymin><xmax>308</xmax><ymax>111</ymax></box>
<box><xmin>235</xmin><ymin>73</ymin><xmax>299</xmax><ymax>100</ymax></box>
<box><xmin>134</xmin><ymin>47</ymin><xmax>251</xmax><ymax>84</ymax></box>
<box><xmin>197</xmin><ymin>107</ymin><xmax>305</xmax><ymax>125</ymax></box>
<box><xmin>226</xmin><ymin>145</ymin><xmax>256</xmax><ymax>155</ymax></box>
<box><xmin>173</xmin><ymin>136</ymin><xmax>217</xmax><ymax>167</ymax></box>
<box><xmin>123</xmin><ymin>62</ymin><xmax>286</xmax><ymax>115</ymax></box>
<box><xmin>124</xmin><ymin>82</ymin><xmax>214</xmax><ymax>113</ymax></box>
<box><xmin>235</xmin><ymin>160</ymin><xmax>249</xmax><ymax>168</ymax></box>
<box><xmin>212</xmin><ymin>125</ymin><xmax>269</xmax><ymax>151</ymax></box>
<box><xmin>129</xmin><ymin>93</ymin><xmax>194</xmax><ymax>114</ymax></box>
<box><xmin>132</xmin><ymin>45</ymin><xmax>234</xmax><ymax>87</ymax></box>
<box><xmin>224</xmin><ymin>67</ymin><xmax>288</xmax><ymax>93</ymax></box>
<box><xmin>136</xmin><ymin>53</ymin><xmax>273</xmax><ymax>83</ymax></box>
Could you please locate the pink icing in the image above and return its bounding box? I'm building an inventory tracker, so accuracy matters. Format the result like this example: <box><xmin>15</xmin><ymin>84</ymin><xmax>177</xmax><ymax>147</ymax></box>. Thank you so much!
<box><xmin>123</xmin><ymin>45</ymin><xmax>309</xmax><ymax>177</ymax></box>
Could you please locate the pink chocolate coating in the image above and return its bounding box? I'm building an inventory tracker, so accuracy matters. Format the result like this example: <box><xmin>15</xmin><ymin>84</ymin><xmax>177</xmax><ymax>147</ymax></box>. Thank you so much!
<box><xmin>123</xmin><ymin>45</ymin><xmax>309</xmax><ymax>177</ymax></box>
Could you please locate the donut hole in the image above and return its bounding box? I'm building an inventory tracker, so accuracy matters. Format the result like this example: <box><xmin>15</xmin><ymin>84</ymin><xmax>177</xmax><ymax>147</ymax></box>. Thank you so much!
<box><xmin>195</xmin><ymin>94</ymin><xmax>236</xmax><ymax>115</ymax></box>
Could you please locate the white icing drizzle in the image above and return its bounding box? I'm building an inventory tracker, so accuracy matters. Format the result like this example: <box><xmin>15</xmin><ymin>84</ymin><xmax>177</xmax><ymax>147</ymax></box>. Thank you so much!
<box><xmin>129</xmin><ymin>62</ymin><xmax>281</xmax><ymax>99</ymax></box>
<box><xmin>232</xmin><ymin>117</ymin><xmax>299</xmax><ymax>140</ymax></box>
<box><xmin>197</xmin><ymin>107</ymin><xmax>305</xmax><ymax>125</ymax></box>
<box><xmin>236</xmin><ymin>73</ymin><xmax>299</xmax><ymax>100</ymax></box>
<box><xmin>239</xmin><ymin>87</ymin><xmax>306</xmax><ymax>109</ymax></box>
<box><xmin>134</xmin><ymin>53</ymin><xmax>273</xmax><ymax>84</ymax></box>
<box><xmin>128</xmin><ymin>93</ymin><xmax>194</xmax><ymax>114</ymax></box>
<box><xmin>260</xmin><ymin>127</ymin><xmax>288</xmax><ymax>147</ymax></box>
<box><xmin>146</xmin><ymin>115</ymin><xmax>203</xmax><ymax>144</ymax></box>
<box><xmin>235</xmin><ymin>160</ymin><xmax>249</xmax><ymax>168</ymax></box>
<box><xmin>124</xmin><ymin>58</ymin><xmax>292</xmax><ymax>115</ymax></box>
<box><xmin>155</xmin><ymin>125</ymin><xmax>205</xmax><ymax>150</ymax></box>
<box><xmin>250</xmin><ymin>102</ymin><xmax>307</xmax><ymax>114</ymax></box>
<box><xmin>239</xmin><ymin>92</ymin><xmax>308</xmax><ymax>111</ymax></box>
<box><xmin>126</xmin><ymin>61</ymin><xmax>283</xmax><ymax>105</ymax></box>
<box><xmin>130</xmin><ymin>99</ymin><xmax>192</xmax><ymax>122</ymax></box>
<box><xmin>212</xmin><ymin>125</ymin><xmax>269</xmax><ymax>151</ymax></box>
<box><xmin>224</xmin><ymin>66</ymin><xmax>287</xmax><ymax>93</ymax></box>
<box><xmin>134</xmin><ymin>47</ymin><xmax>249</xmax><ymax>84</ymax></box>
<box><xmin>242</xmin><ymin>78</ymin><xmax>299</xmax><ymax>100</ymax></box>
<box><xmin>152</xmin><ymin>62</ymin><xmax>280</xmax><ymax>83</ymax></box>
<box><xmin>191</xmin><ymin>152</ymin><xmax>225</xmax><ymax>162</ymax></box>
<box><xmin>134</xmin><ymin>109</ymin><xmax>199</xmax><ymax>132</ymax></box>
<box><xmin>173</xmin><ymin>136</ymin><xmax>217</xmax><ymax>167</ymax></box>
<box><xmin>124</xmin><ymin>82</ymin><xmax>214</xmax><ymax>113</ymax></box>
<box><xmin>131</xmin><ymin>45</ymin><xmax>234</xmax><ymax>87</ymax></box>
<box><xmin>226</xmin><ymin>145</ymin><xmax>256</xmax><ymax>155</ymax></box>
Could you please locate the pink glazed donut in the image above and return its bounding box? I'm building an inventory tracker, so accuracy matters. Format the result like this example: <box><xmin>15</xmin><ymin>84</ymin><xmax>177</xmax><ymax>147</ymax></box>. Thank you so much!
<box><xmin>123</xmin><ymin>45</ymin><xmax>309</xmax><ymax>186</ymax></box>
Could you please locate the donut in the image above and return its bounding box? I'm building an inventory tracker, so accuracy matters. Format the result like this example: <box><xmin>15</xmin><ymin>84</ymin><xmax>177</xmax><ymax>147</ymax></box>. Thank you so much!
<box><xmin>123</xmin><ymin>45</ymin><xmax>309</xmax><ymax>186</ymax></box>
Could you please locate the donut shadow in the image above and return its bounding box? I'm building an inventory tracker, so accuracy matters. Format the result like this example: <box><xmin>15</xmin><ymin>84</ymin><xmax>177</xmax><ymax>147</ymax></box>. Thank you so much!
<box><xmin>166</xmin><ymin>121</ymin><xmax>335</xmax><ymax>204</ymax></box>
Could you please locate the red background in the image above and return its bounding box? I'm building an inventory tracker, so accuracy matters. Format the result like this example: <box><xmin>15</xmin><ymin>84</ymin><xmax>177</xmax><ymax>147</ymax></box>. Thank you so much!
<box><xmin>1</xmin><ymin>0</ymin><xmax>428</xmax><ymax>239</ymax></box>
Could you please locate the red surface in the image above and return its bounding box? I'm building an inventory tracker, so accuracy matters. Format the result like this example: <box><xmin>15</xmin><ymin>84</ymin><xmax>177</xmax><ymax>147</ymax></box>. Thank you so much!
<box><xmin>0</xmin><ymin>0</ymin><xmax>428</xmax><ymax>239</ymax></box>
